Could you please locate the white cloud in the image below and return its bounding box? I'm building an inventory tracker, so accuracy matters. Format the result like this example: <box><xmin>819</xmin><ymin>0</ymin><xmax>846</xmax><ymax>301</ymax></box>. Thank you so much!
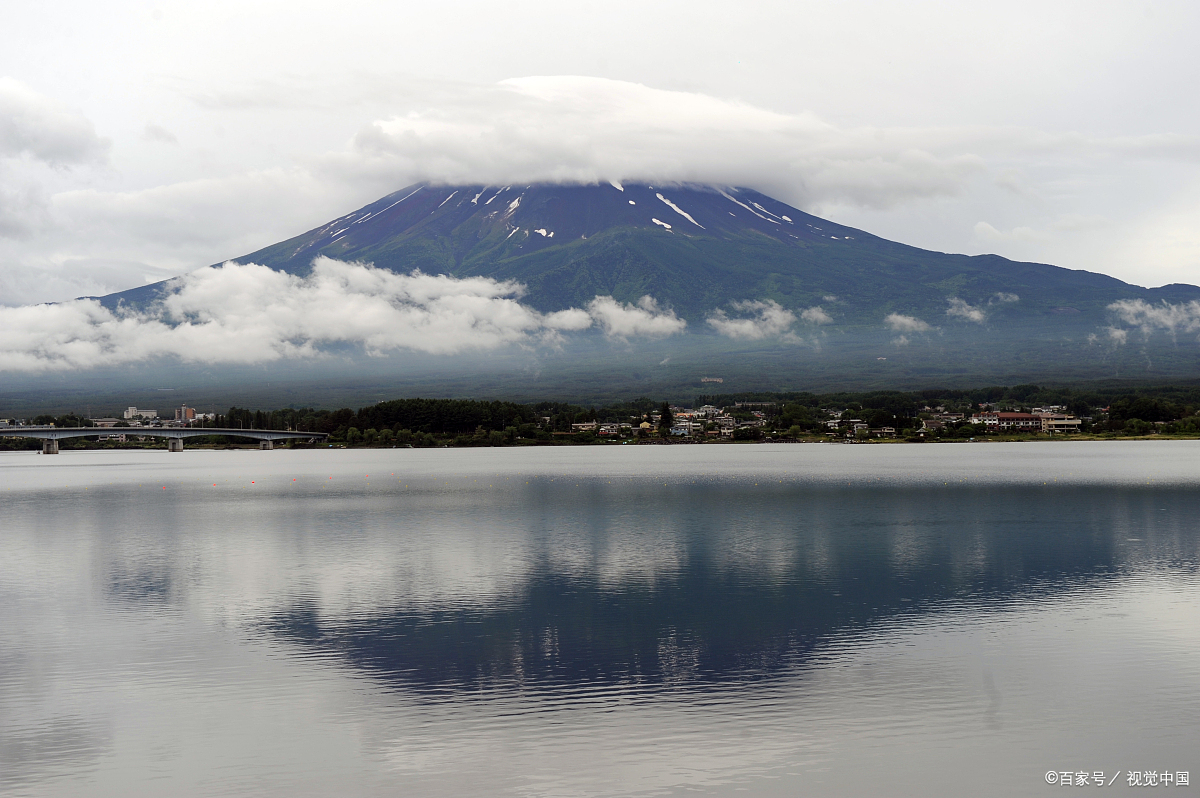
<box><xmin>586</xmin><ymin>295</ymin><xmax>686</xmax><ymax>339</ymax></box>
<box><xmin>705</xmin><ymin>300</ymin><xmax>831</xmax><ymax>341</ymax></box>
<box><xmin>946</xmin><ymin>297</ymin><xmax>986</xmax><ymax>323</ymax></box>
<box><xmin>350</xmin><ymin>77</ymin><xmax>986</xmax><ymax>211</ymax></box>
<box><xmin>1107</xmin><ymin>298</ymin><xmax>1200</xmax><ymax>338</ymax></box>
<box><xmin>991</xmin><ymin>292</ymin><xmax>1019</xmax><ymax>304</ymax></box>
<box><xmin>0</xmin><ymin>182</ymin><xmax>48</xmax><ymax>240</ymax></box>
<box><xmin>0</xmin><ymin>258</ymin><xmax>695</xmax><ymax>372</ymax></box>
<box><xmin>884</xmin><ymin>313</ymin><xmax>931</xmax><ymax>332</ymax></box>
<box><xmin>892</xmin><ymin>335</ymin><xmax>910</xmax><ymax>347</ymax></box>
<box><xmin>707</xmin><ymin>300</ymin><xmax>795</xmax><ymax>340</ymax></box>
<box><xmin>0</xmin><ymin>77</ymin><xmax>107</xmax><ymax>165</ymax></box>
<box><xmin>800</xmin><ymin>306</ymin><xmax>833</xmax><ymax>325</ymax></box>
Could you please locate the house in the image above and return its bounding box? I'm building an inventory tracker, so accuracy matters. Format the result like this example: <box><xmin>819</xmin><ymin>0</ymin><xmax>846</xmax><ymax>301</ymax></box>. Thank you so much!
<box><xmin>571</xmin><ymin>421</ymin><xmax>599</xmax><ymax>432</ymax></box>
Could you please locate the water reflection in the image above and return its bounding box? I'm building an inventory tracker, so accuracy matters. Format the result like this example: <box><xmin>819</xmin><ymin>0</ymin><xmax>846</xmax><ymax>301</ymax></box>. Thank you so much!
<box><xmin>1</xmin><ymin>447</ymin><xmax>1198</xmax><ymax>797</ymax></box>
<box><xmin>256</xmin><ymin>484</ymin><xmax>1196</xmax><ymax>692</ymax></box>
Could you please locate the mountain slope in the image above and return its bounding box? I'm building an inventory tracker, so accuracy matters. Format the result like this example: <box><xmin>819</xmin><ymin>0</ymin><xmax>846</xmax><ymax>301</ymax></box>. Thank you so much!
<box><xmin>80</xmin><ymin>181</ymin><xmax>1200</xmax><ymax>395</ymax></box>
<box><xmin>105</xmin><ymin>182</ymin><xmax>1198</xmax><ymax>329</ymax></box>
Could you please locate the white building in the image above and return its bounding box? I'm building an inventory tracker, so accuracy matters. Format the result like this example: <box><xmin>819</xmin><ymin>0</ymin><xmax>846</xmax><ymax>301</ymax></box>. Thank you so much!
<box><xmin>123</xmin><ymin>407</ymin><xmax>158</xmax><ymax>420</ymax></box>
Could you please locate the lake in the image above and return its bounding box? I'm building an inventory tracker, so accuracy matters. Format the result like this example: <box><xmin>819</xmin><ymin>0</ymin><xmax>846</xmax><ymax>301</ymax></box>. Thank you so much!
<box><xmin>1</xmin><ymin>442</ymin><xmax>1197</xmax><ymax>796</ymax></box>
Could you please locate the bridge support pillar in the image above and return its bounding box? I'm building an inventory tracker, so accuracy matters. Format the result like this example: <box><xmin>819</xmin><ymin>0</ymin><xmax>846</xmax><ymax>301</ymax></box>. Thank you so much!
<box><xmin>42</xmin><ymin>439</ymin><xmax>59</xmax><ymax>455</ymax></box>
<box><xmin>168</xmin><ymin>438</ymin><xmax>184</xmax><ymax>452</ymax></box>
<box><xmin>259</xmin><ymin>440</ymin><xmax>273</xmax><ymax>450</ymax></box>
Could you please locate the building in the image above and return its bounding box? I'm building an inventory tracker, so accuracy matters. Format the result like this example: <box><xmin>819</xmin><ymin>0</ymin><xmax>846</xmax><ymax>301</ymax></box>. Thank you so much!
<box><xmin>1039</xmin><ymin>413</ymin><xmax>1082</xmax><ymax>433</ymax></box>
<box><xmin>734</xmin><ymin>402</ymin><xmax>777</xmax><ymax>411</ymax></box>
<box><xmin>970</xmin><ymin>412</ymin><xmax>1040</xmax><ymax>430</ymax></box>
<box><xmin>175</xmin><ymin>405</ymin><xmax>196</xmax><ymax>422</ymax></box>
<box><xmin>570</xmin><ymin>421</ymin><xmax>598</xmax><ymax>432</ymax></box>
<box><xmin>88</xmin><ymin>418</ymin><xmax>121</xmax><ymax>428</ymax></box>
<box><xmin>124</xmin><ymin>407</ymin><xmax>157</xmax><ymax>420</ymax></box>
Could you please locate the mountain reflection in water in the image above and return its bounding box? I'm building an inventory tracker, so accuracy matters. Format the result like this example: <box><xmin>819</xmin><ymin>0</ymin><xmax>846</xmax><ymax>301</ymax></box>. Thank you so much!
<box><xmin>260</xmin><ymin>482</ymin><xmax>1192</xmax><ymax>692</ymax></box>
<box><xmin>2</xmin><ymin>445</ymin><xmax>1198</xmax><ymax>798</ymax></box>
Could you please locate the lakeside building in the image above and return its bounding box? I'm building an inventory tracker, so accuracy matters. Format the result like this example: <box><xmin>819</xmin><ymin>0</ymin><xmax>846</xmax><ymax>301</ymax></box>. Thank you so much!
<box><xmin>1039</xmin><ymin>413</ymin><xmax>1082</xmax><ymax>433</ymax></box>
<box><xmin>970</xmin><ymin>410</ymin><xmax>1081</xmax><ymax>432</ymax></box>
<box><xmin>970</xmin><ymin>411</ymin><xmax>1041</xmax><ymax>430</ymax></box>
<box><xmin>123</xmin><ymin>407</ymin><xmax>157</xmax><ymax>420</ymax></box>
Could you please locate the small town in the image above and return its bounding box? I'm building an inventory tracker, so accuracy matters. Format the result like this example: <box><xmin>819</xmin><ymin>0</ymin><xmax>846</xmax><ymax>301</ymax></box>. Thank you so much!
<box><xmin>5</xmin><ymin>393</ymin><xmax>1187</xmax><ymax>450</ymax></box>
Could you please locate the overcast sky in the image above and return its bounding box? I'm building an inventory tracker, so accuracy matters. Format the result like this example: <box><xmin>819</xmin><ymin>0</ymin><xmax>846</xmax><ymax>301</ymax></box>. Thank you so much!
<box><xmin>2</xmin><ymin>0</ymin><xmax>1200</xmax><ymax>307</ymax></box>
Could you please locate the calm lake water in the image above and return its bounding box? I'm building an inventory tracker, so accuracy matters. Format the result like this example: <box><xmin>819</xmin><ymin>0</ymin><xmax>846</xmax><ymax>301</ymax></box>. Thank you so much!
<box><xmin>1</xmin><ymin>442</ymin><xmax>1198</xmax><ymax>797</ymax></box>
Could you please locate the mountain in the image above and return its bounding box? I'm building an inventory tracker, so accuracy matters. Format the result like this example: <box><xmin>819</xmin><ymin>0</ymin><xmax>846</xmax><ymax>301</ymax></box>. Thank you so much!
<box><xmin>88</xmin><ymin>181</ymin><xmax>1200</xmax><ymax>399</ymax></box>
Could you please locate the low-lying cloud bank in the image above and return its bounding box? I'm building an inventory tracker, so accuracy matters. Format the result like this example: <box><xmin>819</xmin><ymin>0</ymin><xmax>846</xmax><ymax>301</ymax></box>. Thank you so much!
<box><xmin>0</xmin><ymin>258</ymin><xmax>687</xmax><ymax>372</ymax></box>
<box><xmin>884</xmin><ymin>313</ymin><xmax>932</xmax><ymax>333</ymax></box>
<box><xmin>706</xmin><ymin>299</ymin><xmax>830</xmax><ymax>341</ymax></box>
<box><xmin>1106</xmin><ymin>298</ymin><xmax>1200</xmax><ymax>339</ymax></box>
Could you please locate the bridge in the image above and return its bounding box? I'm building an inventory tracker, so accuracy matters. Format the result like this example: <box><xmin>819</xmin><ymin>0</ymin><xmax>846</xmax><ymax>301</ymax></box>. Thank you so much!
<box><xmin>0</xmin><ymin>427</ymin><xmax>329</xmax><ymax>454</ymax></box>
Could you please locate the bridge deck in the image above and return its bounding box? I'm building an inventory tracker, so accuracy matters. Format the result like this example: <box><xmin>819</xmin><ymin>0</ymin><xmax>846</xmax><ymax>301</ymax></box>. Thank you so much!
<box><xmin>1</xmin><ymin>427</ymin><xmax>328</xmax><ymax>441</ymax></box>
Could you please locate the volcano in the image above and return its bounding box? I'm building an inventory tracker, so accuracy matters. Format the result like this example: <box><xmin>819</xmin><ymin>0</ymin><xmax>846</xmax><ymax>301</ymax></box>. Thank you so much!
<box><xmin>85</xmin><ymin>181</ymin><xmax>1200</xmax><ymax>399</ymax></box>
<box><xmin>105</xmin><ymin>181</ymin><xmax>1200</xmax><ymax>325</ymax></box>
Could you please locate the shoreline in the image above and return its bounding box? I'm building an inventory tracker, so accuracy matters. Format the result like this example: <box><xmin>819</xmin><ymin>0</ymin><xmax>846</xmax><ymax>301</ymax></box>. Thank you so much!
<box><xmin>3</xmin><ymin>431</ymin><xmax>1196</xmax><ymax>454</ymax></box>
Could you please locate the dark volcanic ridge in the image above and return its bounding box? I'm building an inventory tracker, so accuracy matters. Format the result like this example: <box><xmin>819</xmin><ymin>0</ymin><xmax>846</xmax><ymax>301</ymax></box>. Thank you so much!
<box><xmin>105</xmin><ymin>180</ymin><xmax>1199</xmax><ymax>328</ymax></box>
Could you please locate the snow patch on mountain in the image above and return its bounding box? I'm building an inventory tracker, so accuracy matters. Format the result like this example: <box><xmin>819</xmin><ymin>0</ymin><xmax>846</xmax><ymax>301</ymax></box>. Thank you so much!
<box><xmin>719</xmin><ymin>189</ymin><xmax>779</xmax><ymax>224</ymax></box>
<box><xmin>656</xmin><ymin>193</ymin><xmax>704</xmax><ymax>228</ymax></box>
